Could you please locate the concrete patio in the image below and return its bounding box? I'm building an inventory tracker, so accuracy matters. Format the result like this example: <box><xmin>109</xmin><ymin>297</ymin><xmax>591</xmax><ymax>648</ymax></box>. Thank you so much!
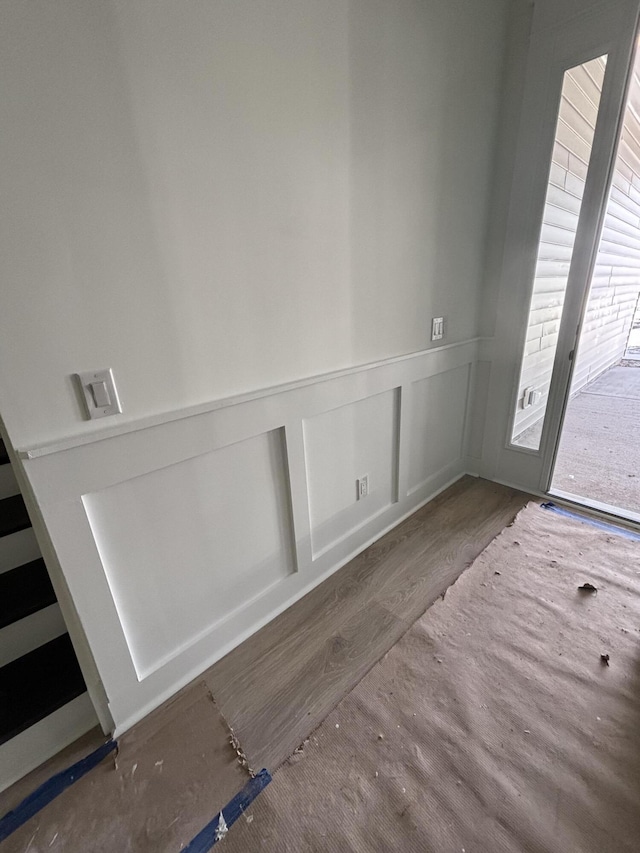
<box><xmin>551</xmin><ymin>364</ymin><xmax>640</xmax><ymax>517</ymax></box>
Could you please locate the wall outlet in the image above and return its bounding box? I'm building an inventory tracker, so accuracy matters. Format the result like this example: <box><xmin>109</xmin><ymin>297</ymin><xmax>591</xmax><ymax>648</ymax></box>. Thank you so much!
<box><xmin>357</xmin><ymin>475</ymin><xmax>369</xmax><ymax>500</ymax></box>
<box><xmin>521</xmin><ymin>386</ymin><xmax>542</xmax><ymax>409</ymax></box>
<box><xmin>431</xmin><ymin>317</ymin><xmax>444</xmax><ymax>341</ymax></box>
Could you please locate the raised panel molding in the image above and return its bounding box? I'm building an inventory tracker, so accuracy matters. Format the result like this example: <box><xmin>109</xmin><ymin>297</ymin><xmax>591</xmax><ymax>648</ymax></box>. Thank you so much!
<box><xmin>407</xmin><ymin>365</ymin><xmax>470</xmax><ymax>496</ymax></box>
<box><xmin>83</xmin><ymin>428</ymin><xmax>295</xmax><ymax>680</ymax></box>
<box><xmin>304</xmin><ymin>388</ymin><xmax>400</xmax><ymax>558</ymax></box>
<box><xmin>17</xmin><ymin>338</ymin><xmax>484</xmax><ymax>734</ymax></box>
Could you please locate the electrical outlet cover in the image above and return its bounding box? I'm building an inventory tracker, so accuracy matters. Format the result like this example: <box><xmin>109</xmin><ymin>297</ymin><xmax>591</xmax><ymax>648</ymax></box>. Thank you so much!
<box><xmin>76</xmin><ymin>369</ymin><xmax>122</xmax><ymax>419</ymax></box>
<box><xmin>357</xmin><ymin>475</ymin><xmax>369</xmax><ymax>499</ymax></box>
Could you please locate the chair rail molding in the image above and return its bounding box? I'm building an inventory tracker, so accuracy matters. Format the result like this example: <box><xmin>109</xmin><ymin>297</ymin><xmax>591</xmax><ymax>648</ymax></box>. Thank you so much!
<box><xmin>15</xmin><ymin>337</ymin><xmax>488</xmax><ymax>734</ymax></box>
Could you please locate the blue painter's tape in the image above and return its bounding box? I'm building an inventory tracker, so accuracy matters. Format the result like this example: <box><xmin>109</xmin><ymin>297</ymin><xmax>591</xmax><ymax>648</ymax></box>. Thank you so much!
<box><xmin>541</xmin><ymin>502</ymin><xmax>640</xmax><ymax>541</ymax></box>
<box><xmin>184</xmin><ymin>768</ymin><xmax>272</xmax><ymax>852</ymax></box>
<box><xmin>0</xmin><ymin>738</ymin><xmax>117</xmax><ymax>842</ymax></box>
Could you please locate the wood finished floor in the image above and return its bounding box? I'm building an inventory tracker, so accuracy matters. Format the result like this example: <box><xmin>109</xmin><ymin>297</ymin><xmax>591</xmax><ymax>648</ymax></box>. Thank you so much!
<box><xmin>205</xmin><ymin>476</ymin><xmax>530</xmax><ymax>773</ymax></box>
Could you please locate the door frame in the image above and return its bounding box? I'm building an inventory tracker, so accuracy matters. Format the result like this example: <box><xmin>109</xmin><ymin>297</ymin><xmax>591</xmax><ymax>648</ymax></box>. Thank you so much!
<box><xmin>481</xmin><ymin>0</ymin><xmax>640</xmax><ymax>497</ymax></box>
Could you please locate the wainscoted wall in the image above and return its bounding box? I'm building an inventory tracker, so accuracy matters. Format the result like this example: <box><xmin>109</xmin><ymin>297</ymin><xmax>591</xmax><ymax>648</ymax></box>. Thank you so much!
<box><xmin>83</xmin><ymin>428</ymin><xmax>295</xmax><ymax>681</ymax></box>
<box><xmin>17</xmin><ymin>338</ymin><xmax>484</xmax><ymax>734</ymax></box>
<box><xmin>304</xmin><ymin>389</ymin><xmax>400</xmax><ymax>559</ymax></box>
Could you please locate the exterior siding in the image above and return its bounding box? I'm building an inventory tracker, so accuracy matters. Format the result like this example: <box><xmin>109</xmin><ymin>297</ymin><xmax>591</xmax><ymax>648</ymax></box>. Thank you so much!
<box><xmin>570</xmin><ymin>69</ymin><xmax>640</xmax><ymax>392</ymax></box>
<box><xmin>513</xmin><ymin>58</ymin><xmax>605</xmax><ymax>438</ymax></box>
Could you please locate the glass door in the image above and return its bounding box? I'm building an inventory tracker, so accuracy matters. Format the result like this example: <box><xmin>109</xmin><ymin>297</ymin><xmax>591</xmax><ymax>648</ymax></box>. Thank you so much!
<box><xmin>485</xmin><ymin>1</ymin><xmax>640</xmax><ymax>497</ymax></box>
<box><xmin>549</xmin><ymin>47</ymin><xmax>640</xmax><ymax>522</ymax></box>
<box><xmin>510</xmin><ymin>56</ymin><xmax>608</xmax><ymax>451</ymax></box>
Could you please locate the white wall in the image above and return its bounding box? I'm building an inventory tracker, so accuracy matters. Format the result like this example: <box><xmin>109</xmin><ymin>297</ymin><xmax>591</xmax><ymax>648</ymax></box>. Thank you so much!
<box><xmin>532</xmin><ymin>0</ymin><xmax>611</xmax><ymax>32</ymax></box>
<box><xmin>348</xmin><ymin>0</ymin><xmax>508</xmax><ymax>362</ymax></box>
<box><xmin>0</xmin><ymin>0</ymin><xmax>507</xmax><ymax>451</ymax></box>
<box><xmin>83</xmin><ymin>428</ymin><xmax>295</xmax><ymax>679</ymax></box>
<box><xmin>480</xmin><ymin>0</ymin><xmax>535</xmax><ymax>340</ymax></box>
<box><xmin>303</xmin><ymin>389</ymin><xmax>399</xmax><ymax>557</ymax></box>
<box><xmin>0</xmin><ymin>0</ymin><xmax>511</xmax><ymax>735</ymax></box>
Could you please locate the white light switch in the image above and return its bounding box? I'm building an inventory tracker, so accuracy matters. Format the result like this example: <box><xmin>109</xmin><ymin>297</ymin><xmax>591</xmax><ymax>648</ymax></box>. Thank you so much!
<box><xmin>431</xmin><ymin>317</ymin><xmax>444</xmax><ymax>341</ymax></box>
<box><xmin>76</xmin><ymin>369</ymin><xmax>122</xmax><ymax>419</ymax></box>
<box><xmin>90</xmin><ymin>381</ymin><xmax>111</xmax><ymax>408</ymax></box>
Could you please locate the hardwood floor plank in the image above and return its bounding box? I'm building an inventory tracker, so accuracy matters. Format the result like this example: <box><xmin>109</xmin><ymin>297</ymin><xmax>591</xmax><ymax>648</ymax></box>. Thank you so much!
<box><xmin>226</xmin><ymin>602</ymin><xmax>403</xmax><ymax>771</ymax></box>
<box><xmin>208</xmin><ymin>477</ymin><xmax>475</xmax><ymax>702</ymax></box>
<box><xmin>375</xmin><ymin>482</ymin><xmax>528</xmax><ymax>619</ymax></box>
<box><xmin>205</xmin><ymin>477</ymin><xmax>530</xmax><ymax>773</ymax></box>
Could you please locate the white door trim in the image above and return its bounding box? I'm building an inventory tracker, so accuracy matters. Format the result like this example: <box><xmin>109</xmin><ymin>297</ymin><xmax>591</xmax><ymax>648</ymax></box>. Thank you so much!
<box><xmin>481</xmin><ymin>0</ymin><xmax>640</xmax><ymax>494</ymax></box>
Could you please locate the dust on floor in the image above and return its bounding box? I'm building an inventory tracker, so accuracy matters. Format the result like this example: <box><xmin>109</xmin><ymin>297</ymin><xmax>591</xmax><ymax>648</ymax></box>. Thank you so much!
<box><xmin>224</xmin><ymin>503</ymin><xmax>640</xmax><ymax>852</ymax></box>
<box><xmin>2</xmin><ymin>683</ymin><xmax>250</xmax><ymax>853</ymax></box>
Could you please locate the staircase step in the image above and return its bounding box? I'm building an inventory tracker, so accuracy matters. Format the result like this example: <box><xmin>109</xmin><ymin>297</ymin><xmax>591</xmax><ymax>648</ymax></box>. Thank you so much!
<box><xmin>0</xmin><ymin>529</ymin><xmax>41</xmax><ymax>576</ymax></box>
<box><xmin>0</xmin><ymin>635</ymin><xmax>86</xmax><ymax>747</ymax></box>
<box><xmin>0</xmin><ymin>495</ymin><xmax>31</xmax><ymax>539</ymax></box>
<box><xmin>0</xmin><ymin>464</ymin><xmax>18</xmax><ymax>501</ymax></box>
<box><xmin>0</xmin><ymin>560</ymin><xmax>57</xmax><ymax>630</ymax></box>
<box><xmin>0</xmin><ymin>693</ymin><xmax>99</xmax><ymax>794</ymax></box>
<box><xmin>0</xmin><ymin>604</ymin><xmax>67</xmax><ymax>669</ymax></box>
<box><xmin>0</xmin><ymin>440</ymin><xmax>9</xmax><ymax>467</ymax></box>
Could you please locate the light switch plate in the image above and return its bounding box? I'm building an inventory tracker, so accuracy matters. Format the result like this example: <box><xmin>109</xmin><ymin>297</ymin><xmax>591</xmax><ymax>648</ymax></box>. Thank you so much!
<box><xmin>431</xmin><ymin>316</ymin><xmax>444</xmax><ymax>341</ymax></box>
<box><xmin>76</xmin><ymin>369</ymin><xmax>122</xmax><ymax>419</ymax></box>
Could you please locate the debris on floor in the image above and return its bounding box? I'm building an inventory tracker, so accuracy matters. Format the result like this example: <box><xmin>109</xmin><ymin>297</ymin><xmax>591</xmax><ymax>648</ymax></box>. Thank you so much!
<box><xmin>600</xmin><ymin>654</ymin><xmax>610</xmax><ymax>666</ymax></box>
<box><xmin>578</xmin><ymin>582</ymin><xmax>598</xmax><ymax>593</ymax></box>
<box><xmin>1</xmin><ymin>683</ymin><xmax>250</xmax><ymax>852</ymax></box>
<box><xmin>218</xmin><ymin>502</ymin><xmax>640</xmax><ymax>853</ymax></box>
<box><xmin>215</xmin><ymin>812</ymin><xmax>228</xmax><ymax>842</ymax></box>
<box><xmin>289</xmin><ymin>739</ymin><xmax>310</xmax><ymax>764</ymax></box>
<box><xmin>229</xmin><ymin>727</ymin><xmax>255</xmax><ymax>778</ymax></box>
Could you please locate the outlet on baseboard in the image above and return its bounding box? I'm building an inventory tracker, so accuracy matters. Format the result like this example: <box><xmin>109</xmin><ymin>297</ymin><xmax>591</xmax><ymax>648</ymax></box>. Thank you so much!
<box><xmin>357</xmin><ymin>475</ymin><xmax>369</xmax><ymax>500</ymax></box>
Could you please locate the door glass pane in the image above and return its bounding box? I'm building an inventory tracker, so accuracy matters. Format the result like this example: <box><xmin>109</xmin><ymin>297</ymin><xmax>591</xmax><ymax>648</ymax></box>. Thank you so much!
<box><xmin>551</xmin><ymin>47</ymin><xmax>640</xmax><ymax>520</ymax></box>
<box><xmin>511</xmin><ymin>55</ymin><xmax>607</xmax><ymax>449</ymax></box>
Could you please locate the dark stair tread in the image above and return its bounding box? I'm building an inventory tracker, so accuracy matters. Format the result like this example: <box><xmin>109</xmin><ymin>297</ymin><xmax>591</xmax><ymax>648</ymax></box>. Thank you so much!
<box><xmin>0</xmin><ymin>559</ymin><xmax>57</xmax><ymax>630</ymax></box>
<box><xmin>0</xmin><ymin>494</ymin><xmax>31</xmax><ymax>539</ymax></box>
<box><xmin>0</xmin><ymin>634</ymin><xmax>86</xmax><ymax>746</ymax></box>
<box><xmin>0</xmin><ymin>440</ymin><xmax>8</xmax><ymax>466</ymax></box>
